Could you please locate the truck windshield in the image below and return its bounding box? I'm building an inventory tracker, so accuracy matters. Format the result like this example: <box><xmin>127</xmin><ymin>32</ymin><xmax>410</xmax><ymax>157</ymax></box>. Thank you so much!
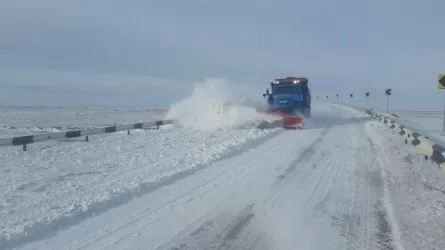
<box><xmin>273</xmin><ymin>85</ymin><xmax>299</xmax><ymax>94</ymax></box>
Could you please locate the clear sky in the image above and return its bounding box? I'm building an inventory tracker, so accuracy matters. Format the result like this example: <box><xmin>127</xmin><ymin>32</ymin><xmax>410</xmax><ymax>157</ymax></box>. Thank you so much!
<box><xmin>1</xmin><ymin>0</ymin><xmax>444</xmax><ymax>110</ymax></box>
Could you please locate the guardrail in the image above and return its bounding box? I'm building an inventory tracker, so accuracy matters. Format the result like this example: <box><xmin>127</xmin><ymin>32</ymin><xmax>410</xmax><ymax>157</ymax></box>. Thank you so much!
<box><xmin>0</xmin><ymin>119</ymin><xmax>174</xmax><ymax>151</ymax></box>
<box><xmin>337</xmin><ymin>102</ymin><xmax>445</xmax><ymax>171</ymax></box>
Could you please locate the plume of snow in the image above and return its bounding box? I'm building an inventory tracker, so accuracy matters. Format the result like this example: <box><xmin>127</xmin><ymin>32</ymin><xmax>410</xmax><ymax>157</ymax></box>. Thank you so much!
<box><xmin>165</xmin><ymin>78</ymin><xmax>276</xmax><ymax>131</ymax></box>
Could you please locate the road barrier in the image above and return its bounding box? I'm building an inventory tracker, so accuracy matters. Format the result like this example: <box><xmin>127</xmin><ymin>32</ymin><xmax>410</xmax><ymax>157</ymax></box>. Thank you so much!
<box><xmin>0</xmin><ymin>119</ymin><xmax>174</xmax><ymax>151</ymax></box>
<box><xmin>337</xmin><ymin>103</ymin><xmax>445</xmax><ymax>171</ymax></box>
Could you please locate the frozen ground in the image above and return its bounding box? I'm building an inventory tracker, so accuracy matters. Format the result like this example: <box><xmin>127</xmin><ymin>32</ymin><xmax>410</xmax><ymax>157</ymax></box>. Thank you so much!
<box><xmin>2</xmin><ymin>103</ymin><xmax>443</xmax><ymax>249</ymax></box>
<box><xmin>0</xmin><ymin>124</ymin><xmax>280</xmax><ymax>249</ymax></box>
<box><xmin>0</xmin><ymin>107</ymin><xmax>167</xmax><ymax>138</ymax></box>
<box><xmin>367</xmin><ymin>119</ymin><xmax>445</xmax><ymax>250</ymax></box>
<box><xmin>383</xmin><ymin>110</ymin><xmax>445</xmax><ymax>144</ymax></box>
<box><xmin>1</xmin><ymin>80</ymin><xmax>445</xmax><ymax>249</ymax></box>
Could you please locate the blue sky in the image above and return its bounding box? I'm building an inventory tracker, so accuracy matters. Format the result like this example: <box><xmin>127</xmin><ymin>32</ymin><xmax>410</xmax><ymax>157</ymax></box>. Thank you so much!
<box><xmin>0</xmin><ymin>0</ymin><xmax>444</xmax><ymax>110</ymax></box>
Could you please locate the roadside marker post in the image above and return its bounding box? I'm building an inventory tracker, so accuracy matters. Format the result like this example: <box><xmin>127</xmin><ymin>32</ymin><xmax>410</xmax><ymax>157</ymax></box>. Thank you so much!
<box><xmin>438</xmin><ymin>74</ymin><xmax>445</xmax><ymax>133</ymax></box>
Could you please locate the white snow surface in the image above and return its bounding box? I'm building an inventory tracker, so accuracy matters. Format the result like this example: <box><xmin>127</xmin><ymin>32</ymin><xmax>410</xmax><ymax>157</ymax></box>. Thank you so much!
<box><xmin>1</xmin><ymin>101</ymin><xmax>445</xmax><ymax>249</ymax></box>
<box><xmin>0</xmin><ymin>126</ymin><xmax>280</xmax><ymax>247</ymax></box>
<box><xmin>394</xmin><ymin>110</ymin><xmax>445</xmax><ymax>143</ymax></box>
<box><xmin>373</xmin><ymin>109</ymin><xmax>445</xmax><ymax>146</ymax></box>
<box><xmin>366</xmin><ymin>120</ymin><xmax>445</xmax><ymax>250</ymax></box>
<box><xmin>0</xmin><ymin>107</ymin><xmax>166</xmax><ymax>138</ymax></box>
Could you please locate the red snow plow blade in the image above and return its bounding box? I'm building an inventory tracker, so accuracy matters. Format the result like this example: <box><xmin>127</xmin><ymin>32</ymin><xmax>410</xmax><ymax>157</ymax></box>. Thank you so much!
<box><xmin>263</xmin><ymin>111</ymin><xmax>304</xmax><ymax>129</ymax></box>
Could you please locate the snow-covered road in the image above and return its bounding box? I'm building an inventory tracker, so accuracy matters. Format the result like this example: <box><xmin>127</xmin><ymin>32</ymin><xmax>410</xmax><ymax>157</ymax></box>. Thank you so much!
<box><xmin>2</xmin><ymin>104</ymin><xmax>445</xmax><ymax>250</ymax></box>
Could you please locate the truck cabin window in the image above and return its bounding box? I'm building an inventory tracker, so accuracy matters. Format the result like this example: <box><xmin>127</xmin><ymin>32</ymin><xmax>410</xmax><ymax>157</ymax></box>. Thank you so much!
<box><xmin>273</xmin><ymin>86</ymin><xmax>299</xmax><ymax>94</ymax></box>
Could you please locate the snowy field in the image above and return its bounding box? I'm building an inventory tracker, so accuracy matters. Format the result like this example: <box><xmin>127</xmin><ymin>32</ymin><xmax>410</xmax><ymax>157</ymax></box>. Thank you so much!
<box><xmin>0</xmin><ymin>107</ymin><xmax>167</xmax><ymax>138</ymax></box>
<box><xmin>386</xmin><ymin>110</ymin><xmax>445</xmax><ymax>144</ymax></box>
<box><xmin>0</xmin><ymin>80</ymin><xmax>284</xmax><ymax>248</ymax></box>
<box><xmin>0</xmin><ymin>124</ymin><xmax>280</xmax><ymax>248</ymax></box>
<box><xmin>1</xmin><ymin>80</ymin><xmax>445</xmax><ymax>249</ymax></box>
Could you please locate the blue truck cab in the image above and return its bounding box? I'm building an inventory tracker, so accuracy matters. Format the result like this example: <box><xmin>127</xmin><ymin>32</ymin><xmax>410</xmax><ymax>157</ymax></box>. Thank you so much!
<box><xmin>262</xmin><ymin>76</ymin><xmax>311</xmax><ymax>118</ymax></box>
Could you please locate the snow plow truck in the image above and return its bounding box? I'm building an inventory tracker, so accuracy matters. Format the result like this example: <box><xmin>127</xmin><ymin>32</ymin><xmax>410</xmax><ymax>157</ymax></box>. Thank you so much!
<box><xmin>261</xmin><ymin>76</ymin><xmax>311</xmax><ymax>129</ymax></box>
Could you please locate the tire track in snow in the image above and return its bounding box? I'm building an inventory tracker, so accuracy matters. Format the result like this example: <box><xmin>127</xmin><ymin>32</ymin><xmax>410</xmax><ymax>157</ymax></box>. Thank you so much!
<box><xmin>219</xmin><ymin>128</ymin><xmax>336</xmax><ymax>249</ymax></box>
<box><xmin>74</xmin><ymin>133</ymin><xmax>289</xmax><ymax>250</ymax></box>
<box><xmin>337</xmin><ymin>123</ymin><xmax>398</xmax><ymax>250</ymax></box>
<box><xmin>275</xmin><ymin>126</ymin><xmax>331</xmax><ymax>183</ymax></box>
<box><xmin>251</xmin><ymin>125</ymin><xmax>348</xmax><ymax>249</ymax></box>
<box><xmin>311</xmin><ymin>120</ymin><xmax>399</xmax><ymax>250</ymax></box>
<box><xmin>152</xmin><ymin>130</ymin><xmax>329</xmax><ymax>250</ymax></box>
<box><xmin>167</xmin><ymin>204</ymin><xmax>261</xmax><ymax>250</ymax></box>
<box><xmin>340</xmin><ymin>130</ymin><xmax>376</xmax><ymax>249</ymax></box>
<box><xmin>275</xmin><ymin>137</ymin><xmax>323</xmax><ymax>182</ymax></box>
<box><xmin>1</xmin><ymin>128</ymin><xmax>281</xmax><ymax>250</ymax></box>
<box><xmin>217</xmin><ymin>203</ymin><xmax>256</xmax><ymax>249</ymax></box>
<box><xmin>366</xmin><ymin>137</ymin><xmax>397</xmax><ymax>250</ymax></box>
<box><xmin>86</xmin><ymin>165</ymin><xmax>261</xmax><ymax>249</ymax></box>
<box><xmin>15</xmin><ymin>105</ymin><xmax>398</xmax><ymax>250</ymax></box>
<box><xmin>366</xmin><ymin>134</ymin><xmax>404</xmax><ymax>250</ymax></box>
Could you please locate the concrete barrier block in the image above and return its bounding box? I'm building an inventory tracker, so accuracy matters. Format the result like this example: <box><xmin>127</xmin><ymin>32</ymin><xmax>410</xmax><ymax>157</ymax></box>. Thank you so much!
<box><xmin>430</xmin><ymin>144</ymin><xmax>445</xmax><ymax>166</ymax></box>
<box><xmin>403</xmin><ymin>128</ymin><xmax>414</xmax><ymax>139</ymax></box>
<box><xmin>417</xmin><ymin>136</ymin><xmax>434</xmax><ymax>156</ymax></box>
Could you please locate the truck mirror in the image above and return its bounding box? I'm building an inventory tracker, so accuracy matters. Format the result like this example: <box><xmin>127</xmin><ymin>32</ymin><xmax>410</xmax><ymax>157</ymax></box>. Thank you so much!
<box><xmin>262</xmin><ymin>93</ymin><xmax>267</xmax><ymax>98</ymax></box>
<box><xmin>266</xmin><ymin>89</ymin><xmax>270</xmax><ymax>95</ymax></box>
